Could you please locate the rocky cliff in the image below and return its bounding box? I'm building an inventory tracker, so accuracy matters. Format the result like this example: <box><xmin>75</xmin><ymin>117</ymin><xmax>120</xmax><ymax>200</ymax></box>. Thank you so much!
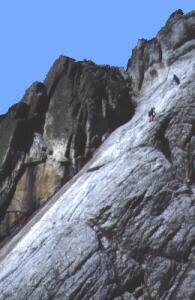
<box><xmin>0</xmin><ymin>57</ymin><xmax>134</xmax><ymax>239</ymax></box>
<box><xmin>0</xmin><ymin>9</ymin><xmax>195</xmax><ymax>300</ymax></box>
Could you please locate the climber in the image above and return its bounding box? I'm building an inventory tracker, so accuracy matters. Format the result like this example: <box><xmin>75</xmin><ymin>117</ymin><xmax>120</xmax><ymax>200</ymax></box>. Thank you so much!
<box><xmin>148</xmin><ymin>107</ymin><xmax>155</xmax><ymax>122</ymax></box>
<box><xmin>185</xmin><ymin>177</ymin><xmax>193</xmax><ymax>194</ymax></box>
<box><xmin>172</xmin><ymin>74</ymin><xmax>180</xmax><ymax>85</ymax></box>
<box><xmin>19</xmin><ymin>214</ymin><xmax>28</xmax><ymax>226</ymax></box>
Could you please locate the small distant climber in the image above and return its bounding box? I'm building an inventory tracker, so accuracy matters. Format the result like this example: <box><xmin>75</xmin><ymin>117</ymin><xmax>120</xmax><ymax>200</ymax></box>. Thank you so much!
<box><xmin>19</xmin><ymin>214</ymin><xmax>28</xmax><ymax>226</ymax></box>
<box><xmin>148</xmin><ymin>107</ymin><xmax>155</xmax><ymax>122</ymax></box>
<box><xmin>185</xmin><ymin>177</ymin><xmax>193</xmax><ymax>193</ymax></box>
<box><xmin>173</xmin><ymin>74</ymin><xmax>180</xmax><ymax>85</ymax></box>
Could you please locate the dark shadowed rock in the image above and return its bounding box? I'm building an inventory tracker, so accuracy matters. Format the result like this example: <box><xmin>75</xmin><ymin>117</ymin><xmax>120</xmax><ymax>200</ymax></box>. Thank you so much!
<box><xmin>0</xmin><ymin>57</ymin><xmax>134</xmax><ymax>240</ymax></box>
<box><xmin>43</xmin><ymin>56</ymin><xmax>134</xmax><ymax>175</ymax></box>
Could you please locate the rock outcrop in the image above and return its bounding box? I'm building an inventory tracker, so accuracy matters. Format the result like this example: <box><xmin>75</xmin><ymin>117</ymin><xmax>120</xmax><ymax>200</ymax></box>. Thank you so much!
<box><xmin>127</xmin><ymin>9</ymin><xmax>195</xmax><ymax>92</ymax></box>
<box><xmin>0</xmin><ymin>9</ymin><xmax>195</xmax><ymax>300</ymax></box>
<box><xmin>0</xmin><ymin>59</ymin><xmax>134</xmax><ymax>239</ymax></box>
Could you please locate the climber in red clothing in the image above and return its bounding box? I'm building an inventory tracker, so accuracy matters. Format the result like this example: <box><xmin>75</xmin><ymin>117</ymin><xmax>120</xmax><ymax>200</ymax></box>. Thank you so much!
<box><xmin>19</xmin><ymin>214</ymin><xmax>28</xmax><ymax>226</ymax></box>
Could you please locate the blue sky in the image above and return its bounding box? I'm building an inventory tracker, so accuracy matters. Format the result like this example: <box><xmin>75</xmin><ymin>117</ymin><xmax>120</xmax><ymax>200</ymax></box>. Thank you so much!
<box><xmin>0</xmin><ymin>1</ymin><xmax>194</xmax><ymax>114</ymax></box>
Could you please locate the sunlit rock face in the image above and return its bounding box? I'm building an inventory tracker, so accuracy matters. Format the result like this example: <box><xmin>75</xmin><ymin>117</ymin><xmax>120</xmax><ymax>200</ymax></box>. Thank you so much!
<box><xmin>0</xmin><ymin>9</ymin><xmax>195</xmax><ymax>300</ymax></box>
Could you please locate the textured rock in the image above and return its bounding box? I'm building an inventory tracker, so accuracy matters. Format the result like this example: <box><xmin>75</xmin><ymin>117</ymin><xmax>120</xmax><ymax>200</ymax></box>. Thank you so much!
<box><xmin>43</xmin><ymin>56</ymin><xmax>134</xmax><ymax>180</ymax></box>
<box><xmin>127</xmin><ymin>9</ymin><xmax>195</xmax><ymax>92</ymax></box>
<box><xmin>0</xmin><ymin>9</ymin><xmax>195</xmax><ymax>300</ymax></box>
<box><xmin>127</xmin><ymin>38</ymin><xmax>162</xmax><ymax>91</ymax></box>
<box><xmin>0</xmin><ymin>82</ymin><xmax>49</xmax><ymax>237</ymax></box>
<box><xmin>0</xmin><ymin>82</ymin><xmax>48</xmax><ymax>219</ymax></box>
<box><xmin>0</xmin><ymin>58</ymin><xmax>133</xmax><ymax>240</ymax></box>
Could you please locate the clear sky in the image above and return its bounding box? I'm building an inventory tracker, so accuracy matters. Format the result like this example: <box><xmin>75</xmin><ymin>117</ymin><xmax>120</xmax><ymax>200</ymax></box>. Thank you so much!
<box><xmin>0</xmin><ymin>1</ymin><xmax>194</xmax><ymax>114</ymax></box>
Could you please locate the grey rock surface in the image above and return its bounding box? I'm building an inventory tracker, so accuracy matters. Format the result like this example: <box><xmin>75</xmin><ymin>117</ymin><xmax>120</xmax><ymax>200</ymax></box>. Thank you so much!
<box><xmin>0</xmin><ymin>9</ymin><xmax>195</xmax><ymax>300</ymax></box>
